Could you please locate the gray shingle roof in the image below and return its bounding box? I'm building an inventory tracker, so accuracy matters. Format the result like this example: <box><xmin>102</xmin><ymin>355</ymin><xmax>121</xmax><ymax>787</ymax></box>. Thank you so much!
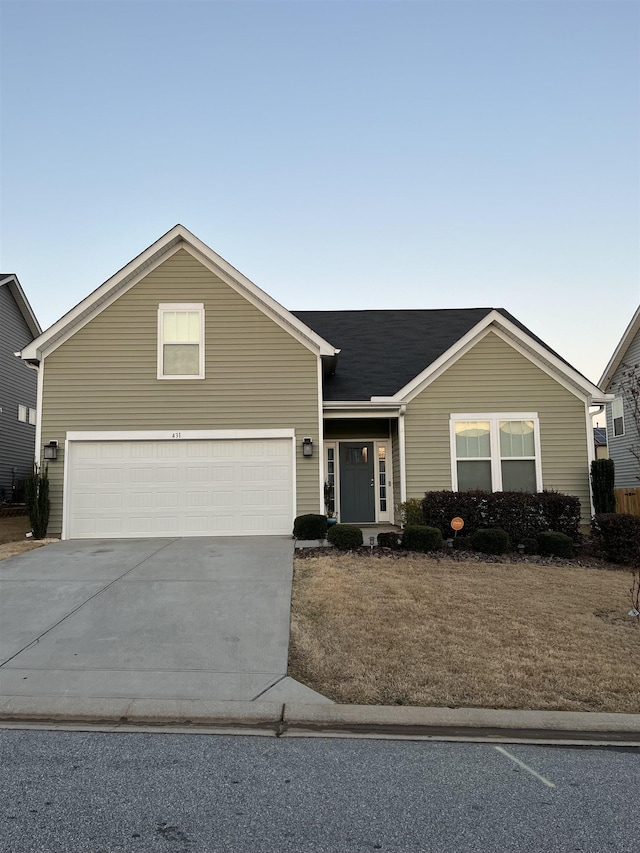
<box><xmin>293</xmin><ymin>308</ymin><xmax>569</xmax><ymax>401</ymax></box>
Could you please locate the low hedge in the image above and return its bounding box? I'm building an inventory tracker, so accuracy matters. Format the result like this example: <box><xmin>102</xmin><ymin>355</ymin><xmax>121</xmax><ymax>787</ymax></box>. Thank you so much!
<box><xmin>327</xmin><ymin>524</ymin><xmax>363</xmax><ymax>550</ymax></box>
<box><xmin>591</xmin><ymin>513</ymin><xmax>640</xmax><ymax>564</ymax></box>
<box><xmin>293</xmin><ymin>514</ymin><xmax>328</xmax><ymax>540</ymax></box>
<box><xmin>403</xmin><ymin>525</ymin><xmax>443</xmax><ymax>553</ymax></box>
<box><xmin>422</xmin><ymin>490</ymin><xmax>581</xmax><ymax>546</ymax></box>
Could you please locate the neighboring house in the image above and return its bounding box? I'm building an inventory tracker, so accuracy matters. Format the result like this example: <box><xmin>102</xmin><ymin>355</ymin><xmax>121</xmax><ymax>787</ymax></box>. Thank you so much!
<box><xmin>19</xmin><ymin>226</ymin><xmax>609</xmax><ymax>539</ymax></box>
<box><xmin>0</xmin><ymin>274</ymin><xmax>42</xmax><ymax>502</ymax></box>
<box><xmin>593</xmin><ymin>427</ymin><xmax>608</xmax><ymax>460</ymax></box>
<box><xmin>599</xmin><ymin>305</ymin><xmax>640</xmax><ymax>487</ymax></box>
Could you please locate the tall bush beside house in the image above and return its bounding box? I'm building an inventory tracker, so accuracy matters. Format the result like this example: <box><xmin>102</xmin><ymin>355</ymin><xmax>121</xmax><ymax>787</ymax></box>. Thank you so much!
<box><xmin>591</xmin><ymin>513</ymin><xmax>640</xmax><ymax>564</ymax></box>
<box><xmin>24</xmin><ymin>463</ymin><xmax>50</xmax><ymax>540</ymax></box>
<box><xmin>590</xmin><ymin>459</ymin><xmax>616</xmax><ymax>514</ymax></box>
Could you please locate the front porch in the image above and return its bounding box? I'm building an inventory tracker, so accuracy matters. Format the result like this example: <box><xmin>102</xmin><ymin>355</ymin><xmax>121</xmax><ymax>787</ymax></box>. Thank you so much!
<box><xmin>323</xmin><ymin>417</ymin><xmax>402</xmax><ymax>526</ymax></box>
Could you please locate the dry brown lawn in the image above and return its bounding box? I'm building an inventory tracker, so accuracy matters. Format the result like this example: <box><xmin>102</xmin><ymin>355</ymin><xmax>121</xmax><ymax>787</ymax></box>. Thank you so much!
<box><xmin>289</xmin><ymin>553</ymin><xmax>640</xmax><ymax>713</ymax></box>
<box><xmin>0</xmin><ymin>514</ymin><xmax>50</xmax><ymax>560</ymax></box>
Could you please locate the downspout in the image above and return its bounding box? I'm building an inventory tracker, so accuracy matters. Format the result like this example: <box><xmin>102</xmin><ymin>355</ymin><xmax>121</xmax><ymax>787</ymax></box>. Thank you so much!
<box><xmin>586</xmin><ymin>402</ymin><xmax>603</xmax><ymax>517</ymax></box>
<box><xmin>398</xmin><ymin>404</ymin><xmax>407</xmax><ymax>511</ymax></box>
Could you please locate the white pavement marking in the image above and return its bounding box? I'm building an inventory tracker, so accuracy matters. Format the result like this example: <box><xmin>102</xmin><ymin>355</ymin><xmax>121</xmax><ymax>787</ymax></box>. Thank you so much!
<box><xmin>495</xmin><ymin>745</ymin><xmax>556</xmax><ymax>788</ymax></box>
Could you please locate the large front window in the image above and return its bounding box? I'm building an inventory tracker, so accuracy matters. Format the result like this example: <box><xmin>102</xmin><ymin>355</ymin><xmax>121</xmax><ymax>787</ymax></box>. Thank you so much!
<box><xmin>452</xmin><ymin>414</ymin><xmax>540</xmax><ymax>493</ymax></box>
<box><xmin>158</xmin><ymin>303</ymin><xmax>205</xmax><ymax>379</ymax></box>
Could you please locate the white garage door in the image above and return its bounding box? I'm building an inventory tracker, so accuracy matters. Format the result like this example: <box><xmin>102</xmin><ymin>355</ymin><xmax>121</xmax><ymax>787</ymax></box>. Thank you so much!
<box><xmin>66</xmin><ymin>437</ymin><xmax>294</xmax><ymax>538</ymax></box>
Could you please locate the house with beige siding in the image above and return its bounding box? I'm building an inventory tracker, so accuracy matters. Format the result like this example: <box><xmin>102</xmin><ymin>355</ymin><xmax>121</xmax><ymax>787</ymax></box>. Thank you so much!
<box><xmin>19</xmin><ymin>226</ymin><xmax>609</xmax><ymax>538</ymax></box>
<box><xmin>599</xmin><ymin>305</ymin><xmax>640</xmax><ymax>488</ymax></box>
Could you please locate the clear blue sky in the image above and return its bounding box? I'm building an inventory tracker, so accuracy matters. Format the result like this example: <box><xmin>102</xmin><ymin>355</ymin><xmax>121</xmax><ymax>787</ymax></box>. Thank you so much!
<box><xmin>1</xmin><ymin>0</ymin><xmax>638</xmax><ymax>388</ymax></box>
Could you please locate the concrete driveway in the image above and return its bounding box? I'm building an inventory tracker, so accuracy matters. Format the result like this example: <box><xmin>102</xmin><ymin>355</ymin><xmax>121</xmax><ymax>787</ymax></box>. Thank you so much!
<box><xmin>0</xmin><ymin>537</ymin><xmax>327</xmax><ymax>704</ymax></box>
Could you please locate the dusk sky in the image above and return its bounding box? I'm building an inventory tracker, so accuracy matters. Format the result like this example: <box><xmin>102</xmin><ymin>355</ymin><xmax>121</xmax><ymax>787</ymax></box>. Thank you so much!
<box><xmin>1</xmin><ymin>0</ymin><xmax>638</xmax><ymax>395</ymax></box>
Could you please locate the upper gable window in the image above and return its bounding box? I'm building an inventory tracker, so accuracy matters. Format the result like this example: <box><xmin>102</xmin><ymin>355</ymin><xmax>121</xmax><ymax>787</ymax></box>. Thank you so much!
<box><xmin>157</xmin><ymin>304</ymin><xmax>205</xmax><ymax>380</ymax></box>
<box><xmin>612</xmin><ymin>397</ymin><xmax>624</xmax><ymax>437</ymax></box>
<box><xmin>451</xmin><ymin>414</ymin><xmax>541</xmax><ymax>493</ymax></box>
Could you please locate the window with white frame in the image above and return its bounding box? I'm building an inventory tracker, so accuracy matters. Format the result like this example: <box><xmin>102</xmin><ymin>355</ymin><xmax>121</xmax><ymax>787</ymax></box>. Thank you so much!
<box><xmin>18</xmin><ymin>405</ymin><xmax>27</xmax><ymax>423</ymax></box>
<box><xmin>451</xmin><ymin>414</ymin><xmax>541</xmax><ymax>493</ymax></box>
<box><xmin>612</xmin><ymin>397</ymin><xmax>624</xmax><ymax>437</ymax></box>
<box><xmin>158</xmin><ymin>303</ymin><xmax>205</xmax><ymax>379</ymax></box>
<box><xmin>28</xmin><ymin>408</ymin><xmax>36</xmax><ymax>425</ymax></box>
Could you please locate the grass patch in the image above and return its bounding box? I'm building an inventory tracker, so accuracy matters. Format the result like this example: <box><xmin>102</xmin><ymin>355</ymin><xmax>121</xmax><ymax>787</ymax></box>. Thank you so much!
<box><xmin>289</xmin><ymin>553</ymin><xmax>640</xmax><ymax>713</ymax></box>
<box><xmin>0</xmin><ymin>515</ymin><xmax>49</xmax><ymax>560</ymax></box>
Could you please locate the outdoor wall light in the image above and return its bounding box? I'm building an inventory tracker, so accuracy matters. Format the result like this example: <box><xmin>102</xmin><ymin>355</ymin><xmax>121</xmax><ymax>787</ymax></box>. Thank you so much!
<box><xmin>43</xmin><ymin>440</ymin><xmax>58</xmax><ymax>461</ymax></box>
<box><xmin>302</xmin><ymin>437</ymin><xmax>314</xmax><ymax>458</ymax></box>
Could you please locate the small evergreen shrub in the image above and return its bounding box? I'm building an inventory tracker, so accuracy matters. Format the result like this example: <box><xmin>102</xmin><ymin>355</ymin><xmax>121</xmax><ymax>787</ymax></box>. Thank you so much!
<box><xmin>590</xmin><ymin>459</ymin><xmax>616</xmax><ymax>514</ymax></box>
<box><xmin>377</xmin><ymin>531</ymin><xmax>403</xmax><ymax>549</ymax></box>
<box><xmin>293</xmin><ymin>514</ymin><xmax>328</xmax><ymax>540</ymax></box>
<box><xmin>521</xmin><ymin>536</ymin><xmax>539</xmax><ymax>555</ymax></box>
<box><xmin>24</xmin><ymin>463</ymin><xmax>50</xmax><ymax>540</ymax></box>
<box><xmin>470</xmin><ymin>528</ymin><xmax>510</xmax><ymax>555</ymax></box>
<box><xmin>591</xmin><ymin>513</ymin><xmax>640</xmax><ymax>564</ymax></box>
<box><xmin>452</xmin><ymin>535</ymin><xmax>473</xmax><ymax>551</ymax></box>
<box><xmin>403</xmin><ymin>525</ymin><xmax>443</xmax><ymax>552</ymax></box>
<box><xmin>327</xmin><ymin>524</ymin><xmax>363</xmax><ymax>550</ymax></box>
<box><xmin>398</xmin><ymin>498</ymin><xmax>424</xmax><ymax>527</ymax></box>
<box><xmin>536</xmin><ymin>531</ymin><xmax>574</xmax><ymax>558</ymax></box>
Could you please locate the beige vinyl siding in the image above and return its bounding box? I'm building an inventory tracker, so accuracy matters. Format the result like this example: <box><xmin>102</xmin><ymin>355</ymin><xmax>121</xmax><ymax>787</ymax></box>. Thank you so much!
<box><xmin>41</xmin><ymin>249</ymin><xmax>320</xmax><ymax>535</ymax></box>
<box><xmin>404</xmin><ymin>331</ymin><xmax>591</xmax><ymax>522</ymax></box>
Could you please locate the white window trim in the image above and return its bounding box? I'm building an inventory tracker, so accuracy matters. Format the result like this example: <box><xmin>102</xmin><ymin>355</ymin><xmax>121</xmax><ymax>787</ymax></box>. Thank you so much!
<box><xmin>449</xmin><ymin>412</ymin><xmax>543</xmax><ymax>492</ymax></box>
<box><xmin>18</xmin><ymin>404</ymin><xmax>27</xmax><ymax>423</ymax></box>
<box><xmin>28</xmin><ymin>407</ymin><xmax>36</xmax><ymax>426</ymax></box>
<box><xmin>157</xmin><ymin>302</ymin><xmax>205</xmax><ymax>380</ymax></box>
<box><xmin>611</xmin><ymin>397</ymin><xmax>624</xmax><ymax>437</ymax></box>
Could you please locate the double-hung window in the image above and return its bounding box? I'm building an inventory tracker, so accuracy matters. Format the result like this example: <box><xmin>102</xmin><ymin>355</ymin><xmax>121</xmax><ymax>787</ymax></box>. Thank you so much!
<box><xmin>611</xmin><ymin>398</ymin><xmax>624</xmax><ymax>437</ymax></box>
<box><xmin>158</xmin><ymin>303</ymin><xmax>205</xmax><ymax>379</ymax></box>
<box><xmin>451</xmin><ymin>413</ymin><xmax>541</xmax><ymax>493</ymax></box>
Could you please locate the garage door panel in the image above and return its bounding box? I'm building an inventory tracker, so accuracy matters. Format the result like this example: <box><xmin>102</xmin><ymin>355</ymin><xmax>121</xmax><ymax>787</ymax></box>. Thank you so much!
<box><xmin>67</xmin><ymin>438</ymin><xmax>294</xmax><ymax>538</ymax></box>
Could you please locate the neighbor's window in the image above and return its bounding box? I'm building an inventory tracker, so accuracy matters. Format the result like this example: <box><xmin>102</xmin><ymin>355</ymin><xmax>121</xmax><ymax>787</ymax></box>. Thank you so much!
<box><xmin>158</xmin><ymin>303</ymin><xmax>205</xmax><ymax>379</ymax></box>
<box><xmin>28</xmin><ymin>408</ymin><xmax>36</xmax><ymax>425</ymax></box>
<box><xmin>452</xmin><ymin>414</ymin><xmax>540</xmax><ymax>493</ymax></box>
<box><xmin>17</xmin><ymin>405</ymin><xmax>27</xmax><ymax>423</ymax></box>
<box><xmin>612</xmin><ymin>398</ymin><xmax>624</xmax><ymax>437</ymax></box>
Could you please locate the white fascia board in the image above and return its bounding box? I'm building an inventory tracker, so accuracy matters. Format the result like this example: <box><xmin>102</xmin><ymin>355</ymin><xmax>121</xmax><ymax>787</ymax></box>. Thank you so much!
<box><xmin>180</xmin><ymin>239</ymin><xmax>336</xmax><ymax>357</ymax></box>
<box><xmin>20</xmin><ymin>228</ymin><xmax>186</xmax><ymax>361</ymax></box>
<box><xmin>598</xmin><ymin>304</ymin><xmax>640</xmax><ymax>391</ymax></box>
<box><xmin>1</xmin><ymin>275</ymin><xmax>42</xmax><ymax>338</ymax></box>
<box><xmin>323</xmin><ymin>401</ymin><xmax>404</xmax><ymax>419</ymax></box>
<box><xmin>383</xmin><ymin>310</ymin><xmax>609</xmax><ymax>404</ymax></box>
<box><xmin>66</xmin><ymin>429</ymin><xmax>296</xmax><ymax>442</ymax></box>
<box><xmin>20</xmin><ymin>224</ymin><xmax>338</xmax><ymax>362</ymax></box>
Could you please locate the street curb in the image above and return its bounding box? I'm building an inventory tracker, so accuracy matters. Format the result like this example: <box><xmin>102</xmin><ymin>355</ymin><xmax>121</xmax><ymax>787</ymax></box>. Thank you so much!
<box><xmin>1</xmin><ymin>697</ymin><xmax>639</xmax><ymax>742</ymax></box>
<box><xmin>281</xmin><ymin>703</ymin><xmax>640</xmax><ymax>743</ymax></box>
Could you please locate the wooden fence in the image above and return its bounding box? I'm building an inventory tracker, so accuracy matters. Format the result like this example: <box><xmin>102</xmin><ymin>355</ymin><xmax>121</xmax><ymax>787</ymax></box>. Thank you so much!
<box><xmin>615</xmin><ymin>488</ymin><xmax>640</xmax><ymax>517</ymax></box>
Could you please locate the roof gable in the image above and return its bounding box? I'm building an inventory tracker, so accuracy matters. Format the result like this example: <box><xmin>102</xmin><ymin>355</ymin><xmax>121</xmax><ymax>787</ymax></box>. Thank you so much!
<box><xmin>296</xmin><ymin>307</ymin><xmax>607</xmax><ymax>403</ymax></box>
<box><xmin>0</xmin><ymin>274</ymin><xmax>42</xmax><ymax>339</ymax></box>
<box><xmin>19</xmin><ymin>226</ymin><xmax>337</xmax><ymax>362</ymax></box>
<box><xmin>599</xmin><ymin>305</ymin><xmax>640</xmax><ymax>391</ymax></box>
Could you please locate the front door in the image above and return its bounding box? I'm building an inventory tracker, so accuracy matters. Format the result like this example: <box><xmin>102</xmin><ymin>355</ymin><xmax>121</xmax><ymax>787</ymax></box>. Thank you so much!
<box><xmin>339</xmin><ymin>442</ymin><xmax>375</xmax><ymax>523</ymax></box>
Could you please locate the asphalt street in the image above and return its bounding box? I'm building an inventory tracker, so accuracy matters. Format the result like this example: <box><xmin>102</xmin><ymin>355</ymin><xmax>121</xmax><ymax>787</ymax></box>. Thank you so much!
<box><xmin>1</xmin><ymin>729</ymin><xmax>638</xmax><ymax>852</ymax></box>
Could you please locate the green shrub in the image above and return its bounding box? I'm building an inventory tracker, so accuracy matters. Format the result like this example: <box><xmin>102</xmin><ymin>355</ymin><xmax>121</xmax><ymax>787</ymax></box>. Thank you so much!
<box><xmin>293</xmin><ymin>514</ymin><xmax>328</xmax><ymax>540</ymax></box>
<box><xmin>402</xmin><ymin>525</ymin><xmax>443</xmax><ymax>552</ymax></box>
<box><xmin>590</xmin><ymin>459</ymin><xmax>616</xmax><ymax>515</ymax></box>
<box><xmin>452</xmin><ymin>535</ymin><xmax>473</xmax><ymax>551</ymax></box>
<box><xmin>470</xmin><ymin>528</ymin><xmax>510</xmax><ymax>555</ymax></box>
<box><xmin>536</xmin><ymin>531</ymin><xmax>574</xmax><ymax>558</ymax></box>
<box><xmin>327</xmin><ymin>524</ymin><xmax>363</xmax><ymax>550</ymax></box>
<box><xmin>421</xmin><ymin>490</ymin><xmax>581</xmax><ymax>544</ymax></box>
<box><xmin>521</xmin><ymin>536</ymin><xmax>539</xmax><ymax>555</ymax></box>
<box><xmin>377</xmin><ymin>531</ymin><xmax>403</xmax><ymax>549</ymax></box>
<box><xmin>398</xmin><ymin>498</ymin><xmax>424</xmax><ymax>527</ymax></box>
<box><xmin>591</xmin><ymin>513</ymin><xmax>640</xmax><ymax>564</ymax></box>
<box><xmin>24</xmin><ymin>463</ymin><xmax>50</xmax><ymax>540</ymax></box>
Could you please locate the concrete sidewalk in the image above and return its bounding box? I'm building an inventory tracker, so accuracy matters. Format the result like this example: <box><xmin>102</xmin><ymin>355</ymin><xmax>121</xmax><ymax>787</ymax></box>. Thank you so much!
<box><xmin>0</xmin><ymin>695</ymin><xmax>639</xmax><ymax>745</ymax></box>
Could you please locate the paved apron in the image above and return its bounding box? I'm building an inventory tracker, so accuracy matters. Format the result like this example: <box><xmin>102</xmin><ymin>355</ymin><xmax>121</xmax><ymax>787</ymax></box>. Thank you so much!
<box><xmin>0</xmin><ymin>537</ymin><xmax>301</xmax><ymax>702</ymax></box>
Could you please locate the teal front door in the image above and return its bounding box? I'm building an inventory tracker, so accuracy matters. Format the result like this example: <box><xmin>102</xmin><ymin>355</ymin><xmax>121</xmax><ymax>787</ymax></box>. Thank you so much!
<box><xmin>339</xmin><ymin>442</ymin><xmax>375</xmax><ymax>523</ymax></box>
